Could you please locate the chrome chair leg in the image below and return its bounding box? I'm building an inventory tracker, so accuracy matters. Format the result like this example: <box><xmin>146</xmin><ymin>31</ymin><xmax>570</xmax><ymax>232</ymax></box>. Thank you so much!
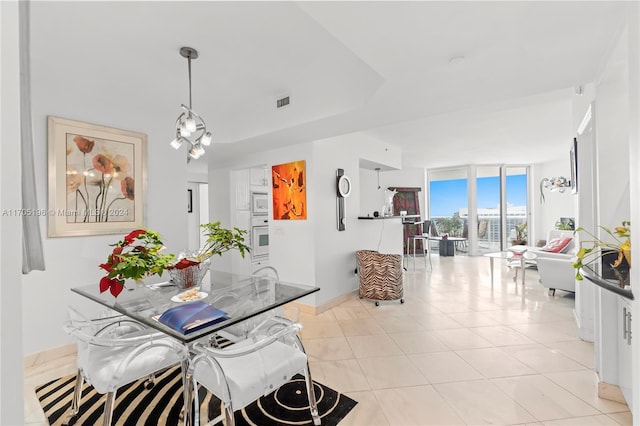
<box><xmin>102</xmin><ymin>392</ymin><xmax>116</xmax><ymax>426</ymax></box>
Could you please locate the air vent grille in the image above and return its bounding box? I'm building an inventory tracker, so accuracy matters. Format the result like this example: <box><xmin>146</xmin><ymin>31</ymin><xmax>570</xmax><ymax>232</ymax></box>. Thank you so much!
<box><xmin>277</xmin><ymin>96</ymin><xmax>290</xmax><ymax>109</ymax></box>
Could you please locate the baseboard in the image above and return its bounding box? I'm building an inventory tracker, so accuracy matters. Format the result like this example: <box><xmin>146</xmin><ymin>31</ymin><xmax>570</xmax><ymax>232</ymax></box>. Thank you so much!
<box><xmin>24</xmin><ymin>343</ymin><xmax>75</xmax><ymax>368</ymax></box>
<box><xmin>287</xmin><ymin>290</ymin><xmax>356</xmax><ymax>316</ymax></box>
<box><xmin>598</xmin><ymin>380</ymin><xmax>628</xmax><ymax>404</ymax></box>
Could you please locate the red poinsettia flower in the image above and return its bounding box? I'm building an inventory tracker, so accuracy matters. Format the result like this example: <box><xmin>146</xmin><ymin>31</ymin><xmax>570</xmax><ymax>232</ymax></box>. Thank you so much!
<box><xmin>93</xmin><ymin>154</ymin><xmax>114</xmax><ymax>174</ymax></box>
<box><xmin>74</xmin><ymin>135</ymin><xmax>95</xmax><ymax>154</ymax></box>
<box><xmin>124</xmin><ymin>229</ymin><xmax>146</xmax><ymax>245</ymax></box>
<box><xmin>169</xmin><ymin>258</ymin><xmax>201</xmax><ymax>270</ymax></box>
<box><xmin>112</xmin><ymin>246</ymin><xmax>123</xmax><ymax>255</ymax></box>
<box><xmin>99</xmin><ymin>262</ymin><xmax>113</xmax><ymax>273</ymax></box>
<box><xmin>121</xmin><ymin>176</ymin><xmax>135</xmax><ymax>200</ymax></box>
<box><xmin>99</xmin><ymin>276</ymin><xmax>124</xmax><ymax>297</ymax></box>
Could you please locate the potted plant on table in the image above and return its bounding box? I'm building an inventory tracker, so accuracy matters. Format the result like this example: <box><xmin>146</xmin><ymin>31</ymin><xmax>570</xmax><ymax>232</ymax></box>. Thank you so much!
<box><xmin>99</xmin><ymin>229</ymin><xmax>175</xmax><ymax>297</ymax></box>
<box><xmin>511</xmin><ymin>222</ymin><xmax>527</xmax><ymax>246</ymax></box>
<box><xmin>167</xmin><ymin>222</ymin><xmax>251</xmax><ymax>289</ymax></box>
<box><xmin>572</xmin><ymin>220</ymin><xmax>631</xmax><ymax>283</ymax></box>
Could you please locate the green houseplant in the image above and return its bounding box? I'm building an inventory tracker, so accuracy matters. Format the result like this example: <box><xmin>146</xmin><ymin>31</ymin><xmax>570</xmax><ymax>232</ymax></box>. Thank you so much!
<box><xmin>99</xmin><ymin>229</ymin><xmax>175</xmax><ymax>297</ymax></box>
<box><xmin>167</xmin><ymin>222</ymin><xmax>251</xmax><ymax>288</ymax></box>
<box><xmin>572</xmin><ymin>220</ymin><xmax>631</xmax><ymax>280</ymax></box>
<box><xmin>511</xmin><ymin>222</ymin><xmax>527</xmax><ymax>246</ymax></box>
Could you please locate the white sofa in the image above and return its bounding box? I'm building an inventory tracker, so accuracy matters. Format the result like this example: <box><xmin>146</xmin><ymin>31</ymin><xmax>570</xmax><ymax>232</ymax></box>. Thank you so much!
<box><xmin>515</xmin><ymin>230</ymin><xmax>576</xmax><ymax>295</ymax></box>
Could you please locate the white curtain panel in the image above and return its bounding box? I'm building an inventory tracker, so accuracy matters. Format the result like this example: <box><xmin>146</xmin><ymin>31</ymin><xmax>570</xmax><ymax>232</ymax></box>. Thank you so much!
<box><xmin>20</xmin><ymin>0</ymin><xmax>45</xmax><ymax>273</ymax></box>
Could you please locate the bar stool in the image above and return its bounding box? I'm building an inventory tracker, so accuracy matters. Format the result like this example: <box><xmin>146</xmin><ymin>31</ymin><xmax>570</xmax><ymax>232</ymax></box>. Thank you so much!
<box><xmin>407</xmin><ymin>220</ymin><xmax>432</xmax><ymax>270</ymax></box>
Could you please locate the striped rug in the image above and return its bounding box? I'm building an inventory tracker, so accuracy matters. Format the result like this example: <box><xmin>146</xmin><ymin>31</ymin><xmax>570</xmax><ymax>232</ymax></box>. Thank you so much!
<box><xmin>36</xmin><ymin>366</ymin><xmax>357</xmax><ymax>425</ymax></box>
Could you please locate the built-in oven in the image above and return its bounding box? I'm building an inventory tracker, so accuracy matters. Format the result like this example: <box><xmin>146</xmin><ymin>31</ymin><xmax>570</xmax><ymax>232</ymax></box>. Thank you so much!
<box><xmin>251</xmin><ymin>216</ymin><xmax>269</xmax><ymax>259</ymax></box>
<box><xmin>252</xmin><ymin>192</ymin><xmax>268</xmax><ymax>216</ymax></box>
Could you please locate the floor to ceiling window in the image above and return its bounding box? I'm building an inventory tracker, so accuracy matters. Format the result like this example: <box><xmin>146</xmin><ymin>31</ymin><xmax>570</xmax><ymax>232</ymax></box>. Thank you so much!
<box><xmin>428</xmin><ymin>168</ymin><xmax>468</xmax><ymax>240</ymax></box>
<box><xmin>428</xmin><ymin>165</ymin><xmax>529</xmax><ymax>254</ymax></box>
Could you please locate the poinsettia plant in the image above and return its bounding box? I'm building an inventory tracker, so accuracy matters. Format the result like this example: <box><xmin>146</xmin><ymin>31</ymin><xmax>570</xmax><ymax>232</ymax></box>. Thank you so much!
<box><xmin>99</xmin><ymin>229</ymin><xmax>175</xmax><ymax>297</ymax></box>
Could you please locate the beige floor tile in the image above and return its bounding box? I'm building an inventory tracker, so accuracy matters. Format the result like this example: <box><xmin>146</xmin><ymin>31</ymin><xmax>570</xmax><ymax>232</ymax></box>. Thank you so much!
<box><xmin>510</xmin><ymin>322</ymin><xmax>580</xmax><ymax>344</ymax></box>
<box><xmin>456</xmin><ymin>347</ymin><xmax>536</xmax><ymax>378</ymax></box>
<box><xmin>308</xmin><ymin>359</ymin><xmax>370</xmax><ymax>392</ymax></box>
<box><xmin>374</xmin><ymin>385</ymin><xmax>465</xmax><ymax>425</ymax></box>
<box><xmin>374</xmin><ymin>315</ymin><xmax>427</xmax><ymax>333</ymax></box>
<box><xmin>544</xmin><ymin>370</ymin><xmax>630</xmax><ymax>414</ymax></box>
<box><xmin>469</xmin><ymin>324</ymin><xmax>537</xmax><ymax>346</ymax></box>
<box><xmin>607</xmin><ymin>411</ymin><xmax>633</xmax><ymax>425</ymax></box>
<box><xmin>434</xmin><ymin>379</ymin><xmax>537</xmax><ymax>424</ymax></box>
<box><xmin>299</xmin><ymin>309</ymin><xmax>337</xmax><ymax>323</ymax></box>
<box><xmin>431</xmin><ymin>328</ymin><xmax>494</xmax><ymax>350</ymax></box>
<box><xmin>338</xmin><ymin>318</ymin><xmax>386</xmax><ymax>336</ymax></box>
<box><xmin>357</xmin><ymin>355</ymin><xmax>429</xmax><ymax>389</ymax></box>
<box><xmin>446</xmin><ymin>311</ymin><xmax>502</xmax><ymax>327</ymax></box>
<box><xmin>340</xmin><ymin>391</ymin><xmax>390</xmax><ymax>426</ymax></box>
<box><xmin>492</xmin><ymin>375</ymin><xmax>600</xmax><ymax>421</ymax></box>
<box><xmin>303</xmin><ymin>337</ymin><xmax>355</xmax><ymax>361</ymax></box>
<box><xmin>346</xmin><ymin>334</ymin><xmax>403</xmax><ymax>358</ymax></box>
<box><xmin>542</xmin><ymin>414</ymin><xmax>623</xmax><ymax>425</ymax></box>
<box><xmin>300</xmin><ymin>320</ymin><xmax>345</xmax><ymax>339</ymax></box>
<box><xmin>548</xmin><ymin>340</ymin><xmax>596</xmax><ymax>369</ymax></box>
<box><xmin>331</xmin><ymin>304</ymin><xmax>373</xmax><ymax>321</ymax></box>
<box><xmin>409</xmin><ymin>351</ymin><xmax>483</xmax><ymax>383</ymax></box>
<box><xmin>387</xmin><ymin>331</ymin><xmax>448</xmax><ymax>354</ymax></box>
<box><xmin>507</xmin><ymin>346</ymin><xmax>586</xmax><ymax>373</ymax></box>
<box><xmin>415</xmin><ymin>313</ymin><xmax>464</xmax><ymax>330</ymax></box>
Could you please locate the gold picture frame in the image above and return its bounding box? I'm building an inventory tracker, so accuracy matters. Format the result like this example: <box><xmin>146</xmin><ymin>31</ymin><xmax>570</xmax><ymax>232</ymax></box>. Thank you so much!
<box><xmin>47</xmin><ymin>116</ymin><xmax>147</xmax><ymax>237</ymax></box>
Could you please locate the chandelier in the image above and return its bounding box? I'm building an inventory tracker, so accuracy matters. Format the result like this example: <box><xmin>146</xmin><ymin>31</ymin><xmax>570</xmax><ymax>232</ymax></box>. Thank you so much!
<box><xmin>539</xmin><ymin>176</ymin><xmax>571</xmax><ymax>203</ymax></box>
<box><xmin>170</xmin><ymin>47</ymin><xmax>211</xmax><ymax>160</ymax></box>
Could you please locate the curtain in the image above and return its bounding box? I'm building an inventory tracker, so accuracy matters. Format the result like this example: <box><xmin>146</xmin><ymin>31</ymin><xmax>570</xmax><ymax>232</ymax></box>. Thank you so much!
<box><xmin>20</xmin><ymin>0</ymin><xmax>45</xmax><ymax>273</ymax></box>
<box><xmin>390</xmin><ymin>187</ymin><xmax>422</xmax><ymax>254</ymax></box>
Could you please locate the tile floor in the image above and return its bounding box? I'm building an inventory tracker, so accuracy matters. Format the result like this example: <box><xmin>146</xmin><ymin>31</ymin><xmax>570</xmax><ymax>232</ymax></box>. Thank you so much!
<box><xmin>24</xmin><ymin>254</ymin><xmax>633</xmax><ymax>425</ymax></box>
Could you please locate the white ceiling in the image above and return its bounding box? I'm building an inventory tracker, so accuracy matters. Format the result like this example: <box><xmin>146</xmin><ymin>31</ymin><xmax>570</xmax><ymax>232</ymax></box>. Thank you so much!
<box><xmin>29</xmin><ymin>1</ymin><xmax>629</xmax><ymax>171</ymax></box>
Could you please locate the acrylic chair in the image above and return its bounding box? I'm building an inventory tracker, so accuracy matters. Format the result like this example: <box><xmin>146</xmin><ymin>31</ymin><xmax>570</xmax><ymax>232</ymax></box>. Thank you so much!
<box><xmin>63</xmin><ymin>307</ymin><xmax>189</xmax><ymax>426</ymax></box>
<box><xmin>189</xmin><ymin>315</ymin><xmax>321</xmax><ymax>426</ymax></box>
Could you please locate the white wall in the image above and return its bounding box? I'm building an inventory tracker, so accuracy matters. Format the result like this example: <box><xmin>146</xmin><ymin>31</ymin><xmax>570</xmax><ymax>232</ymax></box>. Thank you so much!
<box><xmin>531</xmin><ymin>158</ymin><xmax>577</xmax><ymax>242</ymax></box>
<box><xmin>1</xmin><ymin>2</ymin><xmax>25</xmax><ymax>423</ymax></box>
<box><xmin>359</xmin><ymin>167</ymin><xmax>425</xmax><ymax>218</ymax></box>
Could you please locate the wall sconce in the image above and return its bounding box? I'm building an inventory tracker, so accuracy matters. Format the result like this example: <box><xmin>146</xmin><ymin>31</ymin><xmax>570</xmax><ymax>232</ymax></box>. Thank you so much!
<box><xmin>539</xmin><ymin>176</ymin><xmax>571</xmax><ymax>203</ymax></box>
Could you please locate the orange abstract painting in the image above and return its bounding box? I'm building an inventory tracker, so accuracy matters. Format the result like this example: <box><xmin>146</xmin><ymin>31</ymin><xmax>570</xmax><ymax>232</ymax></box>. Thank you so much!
<box><xmin>272</xmin><ymin>160</ymin><xmax>307</xmax><ymax>220</ymax></box>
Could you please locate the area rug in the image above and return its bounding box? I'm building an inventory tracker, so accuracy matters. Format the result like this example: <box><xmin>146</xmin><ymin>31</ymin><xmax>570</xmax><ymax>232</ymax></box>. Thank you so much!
<box><xmin>36</xmin><ymin>366</ymin><xmax>357</xmax><ymax>425</ymax></box>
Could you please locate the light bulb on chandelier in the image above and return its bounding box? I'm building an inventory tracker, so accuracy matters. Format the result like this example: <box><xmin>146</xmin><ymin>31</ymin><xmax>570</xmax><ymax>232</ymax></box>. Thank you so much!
<box><xmin>170</xmin><ymin>47</ymin><xmax>212</xmax><ymax>160</ymax></box>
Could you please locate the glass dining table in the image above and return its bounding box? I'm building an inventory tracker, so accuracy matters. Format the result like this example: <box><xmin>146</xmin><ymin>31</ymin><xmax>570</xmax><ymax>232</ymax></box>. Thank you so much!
<box><xmin>71</xmin><ymin>269</ymin><xmax>320</xmax><ymax>425</ymax></box>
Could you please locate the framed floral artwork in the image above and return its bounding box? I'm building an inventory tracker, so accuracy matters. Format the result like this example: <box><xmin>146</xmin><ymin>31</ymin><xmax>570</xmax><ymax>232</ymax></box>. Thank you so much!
<box><xmin>47</xmin><ymin>116</ymin><xmax>146</xmax><ymax>237</ymax></box>
<box><xmin>272</xmin><ymin>160</ymin><xmax>306</xmax><ymax>220</ymax></box>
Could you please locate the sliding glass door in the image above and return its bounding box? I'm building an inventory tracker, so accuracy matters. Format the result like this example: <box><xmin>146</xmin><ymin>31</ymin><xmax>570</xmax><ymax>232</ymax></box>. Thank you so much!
<box><xmin>428</xmin><ymin>165</ymin><xmax>529</xmax><ymax>254</ymax></box>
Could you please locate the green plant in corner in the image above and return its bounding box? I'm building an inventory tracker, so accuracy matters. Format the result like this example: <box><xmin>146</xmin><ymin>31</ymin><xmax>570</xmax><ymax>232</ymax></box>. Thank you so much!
<box><xmin>572</xmin><ymin>220</ymin><xmax>631</xmax><ymax>280</ymax></box>
<box><xmin>555</xmin><ymin>219</ymin><xmax>574</xmax><ymax>230</ymax></box>
<box><xmin>511</xmin><ymin>222</ymin><xmax>527</xmax><ymax>245</ymax></box>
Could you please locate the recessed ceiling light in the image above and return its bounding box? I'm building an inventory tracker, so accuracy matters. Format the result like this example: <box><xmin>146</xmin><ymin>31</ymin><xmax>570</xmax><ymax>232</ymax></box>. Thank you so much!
<box><xmin>449</xmin><ymin>56</ymin><xmax>465</xmax><ymax>67</ymax></box>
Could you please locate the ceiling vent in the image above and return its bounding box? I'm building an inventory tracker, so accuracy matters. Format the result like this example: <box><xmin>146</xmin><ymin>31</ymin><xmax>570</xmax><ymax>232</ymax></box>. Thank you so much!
<box><xmin>276</xmin><ymin>96</ymin><xmax>290</xmax><ymax>109</ymax></box>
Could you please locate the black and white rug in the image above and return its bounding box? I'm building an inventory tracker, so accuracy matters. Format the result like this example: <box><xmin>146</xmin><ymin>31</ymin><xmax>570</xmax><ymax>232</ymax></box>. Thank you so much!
<box><xmin>36</xmin><ymin>366</ymin><xmax>357</xmax><ymax>426</ymax></box>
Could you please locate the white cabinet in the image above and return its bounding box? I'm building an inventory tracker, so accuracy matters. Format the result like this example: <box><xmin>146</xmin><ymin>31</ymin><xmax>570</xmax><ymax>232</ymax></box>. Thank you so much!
<box><xmin>618</xmin><ymin>296</ymin><xmax>633</xmax><ymax>410</ymax></box>
<box><xmin>231</xmin><ymin>169</ymin><xmax>250</xmax><ymax>211</ymax></box>
<box><xmin>250</xmin><ymin>167</ymin><xmax>269</xmax><ymax>190</ymax></box>
<box><xmin>251</xmin><ymin>258</ymin><xmax>270</xmax><ymax>273</ymax></box>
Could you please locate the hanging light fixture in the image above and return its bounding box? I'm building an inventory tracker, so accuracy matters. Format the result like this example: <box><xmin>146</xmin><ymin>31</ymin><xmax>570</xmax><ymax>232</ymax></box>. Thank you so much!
<box><xmin>170</xmin><ymin>47</ymin><xmax>212</xmax><ymax>160</ymax></box>
<box><xmin>539</xmin><ymin>176</ymin><xmax>571</xmax><ymax>203</ymax></box>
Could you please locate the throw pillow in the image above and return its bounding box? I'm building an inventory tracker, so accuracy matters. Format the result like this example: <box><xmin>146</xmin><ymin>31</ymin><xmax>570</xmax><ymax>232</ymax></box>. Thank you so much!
<box><xmin>541</xmin><ymin>237</ymin><xmax>573</xmax><ymax>253</ymax></box>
